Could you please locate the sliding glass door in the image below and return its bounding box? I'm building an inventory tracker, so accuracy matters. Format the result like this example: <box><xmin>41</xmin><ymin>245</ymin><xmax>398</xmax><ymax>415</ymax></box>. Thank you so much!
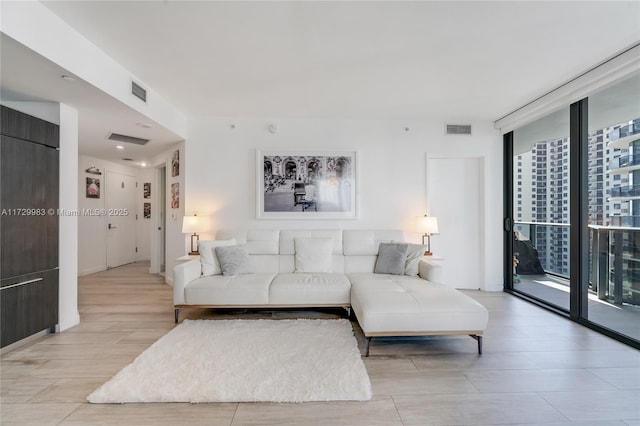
<box><xmin>585</xmin><ymin>74</ymin><xmax>640</xmax><ymax>342</ymax></box>
<box><xmin>509</xmin><ymin>108</ymin><xmax>572</xmax><ymax>312</ymax></box>
<box><xmin>505</xmin><ymin>72</ymin><xmax>640</xmax><ymax>347</ymax></box>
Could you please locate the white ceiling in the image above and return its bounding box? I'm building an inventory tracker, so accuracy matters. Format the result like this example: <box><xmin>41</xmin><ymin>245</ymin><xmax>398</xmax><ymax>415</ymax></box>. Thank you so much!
<box><xmin>0</xmin><ymin>34</ymin><xmax>183</xmax><ymax>165</ymax></box>
<box><xmin>2</xmin><ymin>1</ymin><xmax>639</xmax><ymax>163</ymax></box>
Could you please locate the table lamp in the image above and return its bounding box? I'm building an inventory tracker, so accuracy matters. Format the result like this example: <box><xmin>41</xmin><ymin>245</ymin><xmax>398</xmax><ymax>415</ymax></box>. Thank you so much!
<box><xmin>182</xmin><ymin>214</ymin><xmax>205</xmax><ymax>255</ymax></box>
<box><xmin>416</xmin><ymin>215</ymin><xmax>439</xmax><ymax>256</ymax></box>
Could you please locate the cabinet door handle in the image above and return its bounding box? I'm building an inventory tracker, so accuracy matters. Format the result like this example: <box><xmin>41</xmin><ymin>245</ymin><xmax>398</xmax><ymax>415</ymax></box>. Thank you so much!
<box><xmin>1</xmin><ymin>277</ymin><xmax>44</xmax><ymax>291</ymax></box>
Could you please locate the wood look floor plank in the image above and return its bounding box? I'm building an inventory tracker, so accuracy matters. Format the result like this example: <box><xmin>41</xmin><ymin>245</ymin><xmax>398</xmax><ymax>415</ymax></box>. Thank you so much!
<box><xmin>1</xmin><ymin>261</ymin><xmax>638</xmax><ymax>425</ymax></box>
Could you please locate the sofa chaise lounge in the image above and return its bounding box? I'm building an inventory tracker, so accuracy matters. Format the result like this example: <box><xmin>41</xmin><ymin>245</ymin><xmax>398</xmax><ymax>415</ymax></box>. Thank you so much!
<box><xmin>173</xmin><ymin>229</ymin><xmax>489</xmax><ymax>356</ymax></box>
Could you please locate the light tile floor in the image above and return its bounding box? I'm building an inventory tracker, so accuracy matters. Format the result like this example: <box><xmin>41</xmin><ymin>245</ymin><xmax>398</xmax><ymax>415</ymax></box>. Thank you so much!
<box><xmin>514</xmin><ymin>274</ymin><xmax>640</xmax><ymax>341</ymax></box>
<box><xmin>1</xmin><ymin>262</ymin><xmax>638</xmax><ymax>425</ymax></box>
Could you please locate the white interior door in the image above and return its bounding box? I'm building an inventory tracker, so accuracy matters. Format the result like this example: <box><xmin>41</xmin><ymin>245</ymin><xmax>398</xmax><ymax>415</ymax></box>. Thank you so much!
<box><xmin>159</xmin><ymin>167</ymin><xmax>166</xmax><ymax>273</ymax></box>
<box><xmin>106</xmin><ymin>171</ymin><xmax>137</xmax><ymax>269</ymax></box>
<box><xmin>428</xmin><ymin>157</ymin><xmax>484</xmax><ymax>289</ymax></box>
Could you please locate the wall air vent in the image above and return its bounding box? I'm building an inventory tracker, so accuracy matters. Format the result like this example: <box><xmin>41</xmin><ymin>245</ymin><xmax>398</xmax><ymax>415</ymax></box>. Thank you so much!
<box><xmin>108</xmin><ymin>133</ymin><xmax>149</xmax><ymax>145</ymax></box>
<box><xmin>131</xmin><ymin>80</ymin><xmax>147</xmax><ymax>102</ymax></box>
<box><xmin>446</xmin><ymin>124</ymin><xmax>472</xmax><ymax>135</ymax></box>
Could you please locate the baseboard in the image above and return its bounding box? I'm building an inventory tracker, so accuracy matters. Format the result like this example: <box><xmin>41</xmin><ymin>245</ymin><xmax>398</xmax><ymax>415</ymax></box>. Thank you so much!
<box><xmin>78</xmin><ymin>265</ymin><xmax>106</xmax><ymax>276</ymax></box>
<box><xmin>0</xmin><ymin>329</ymin><xmax>50</xmax><ymax>355</ymax></box>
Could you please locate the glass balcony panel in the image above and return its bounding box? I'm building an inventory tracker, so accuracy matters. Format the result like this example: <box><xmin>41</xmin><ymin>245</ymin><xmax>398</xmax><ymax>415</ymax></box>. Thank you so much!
<box><xmin>588</xmin><ymin>74</ymin><xmax>640</xmax><ymax>343</ymax></box>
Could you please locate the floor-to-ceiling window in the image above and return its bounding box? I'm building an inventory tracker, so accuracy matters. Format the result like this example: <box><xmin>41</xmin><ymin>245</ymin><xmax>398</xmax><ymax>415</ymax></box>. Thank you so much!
<box><xmin>504</xmin><ymin>72</ymin><xmax>640</xmax><ymax>348</ymax></box>
<box><xmin>509</xmin><ymin>108</ymin><xmax>572</xmax><ymax>312</ymax></box>
<box><xmin>585</xmin><ymin>74</ymin><xmax>640</xmax><ymax>342</ymax></box>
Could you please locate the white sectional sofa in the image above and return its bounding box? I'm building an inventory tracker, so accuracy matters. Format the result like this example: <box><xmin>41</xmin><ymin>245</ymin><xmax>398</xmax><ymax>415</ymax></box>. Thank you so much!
<box><xmin>173</xmin><ymin>229</ymin><xmax>489</xmax><ymax>356</ymax></box>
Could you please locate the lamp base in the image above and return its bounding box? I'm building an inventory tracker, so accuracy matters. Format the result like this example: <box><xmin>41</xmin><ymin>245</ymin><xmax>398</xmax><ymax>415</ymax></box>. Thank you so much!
<box><xmin>190</xmin><ymin>233</ymin><xmax>200</xmax><ymax>255</ymax></box>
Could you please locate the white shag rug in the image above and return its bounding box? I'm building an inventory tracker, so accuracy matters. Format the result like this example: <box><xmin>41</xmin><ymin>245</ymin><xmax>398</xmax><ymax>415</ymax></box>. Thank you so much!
<box><xmin>88</xmin><ymin>319</ymin><xmax>371</xmax><ymax>403</ymax></box>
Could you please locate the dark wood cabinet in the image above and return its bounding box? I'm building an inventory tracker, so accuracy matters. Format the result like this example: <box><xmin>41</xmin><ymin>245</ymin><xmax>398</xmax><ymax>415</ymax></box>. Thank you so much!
<box><xmin>0</xmin><ymin>105</ymin><xmax>59</xmax><ymax>148</ymax></box>
<box><xmin>0</xmin><ymin>269</ymin><xmax>58</xmax><ymax>348</ymax></box>
<box><xmin>0</xmin><ymin>105</ymin><xmax>59</xmax><ymax>348</ymax></box>
<box><xmin>1</xmin><ymin>135</ymin><xmax>59</xmax><ymax>278</ymax></box>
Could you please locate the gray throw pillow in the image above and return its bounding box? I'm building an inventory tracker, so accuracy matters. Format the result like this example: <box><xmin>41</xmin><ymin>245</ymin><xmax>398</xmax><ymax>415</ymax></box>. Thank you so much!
<box><xmin>374</xmin><ymin>243</ymin><xmax>409</xmax><ymax>275</ymax></box>
<box><xmin>214</xmin><ymin>245</ymin><xmax>255</xmax><ymax>276</ymax></box>
<box><xmin>404</xmin><ymin>243</ymin><xmax>429</xmax><ymax>276</ymax></box>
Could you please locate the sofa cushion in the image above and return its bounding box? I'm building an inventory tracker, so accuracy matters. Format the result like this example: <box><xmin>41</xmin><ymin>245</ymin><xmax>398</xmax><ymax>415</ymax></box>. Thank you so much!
<box><xmin>199</xmin><ymin>239</ymin><xmax>236</xmax><ymax>276</ymax></box>
<box><xmin>374</xmin><ymin>243</ymin><xmax>408</xmax><ymax>275</ymax></box>
<box><xmin>184</xmin><ymin>274</ymin><xmax>275</xmax><ymax>305</ymax></box>
<box><xmin>216</xmin><ymin>230</ymin><xmax>280</xmax><ymax>255</ymax></box>
<box><xmin>348</xmin><ymin>273</ymin><xmax>489</xmax><ymax>334</ymax></box>
<box><xmin>269</xmin><ymin>273</ymin><xmax>351</xmax><ymax>305</ymax></box>
<box><xmin>215</xmin><ymin>245</ymin><xmax>255</xmax><ymax>276</ymax></box>
<box><xmin>294</xmin><ymin>238</ymin><xmax>333</xmax><ymax>273</ymax></box>
<box><xmin>343</xmin><ymin>230</ymin><xmax>405</xmax><ymax>255</ymax></box>
<box><xmin>280</xmin><ymin>230</ymin><xmax>343</xmax><ymax>255</ymax></box>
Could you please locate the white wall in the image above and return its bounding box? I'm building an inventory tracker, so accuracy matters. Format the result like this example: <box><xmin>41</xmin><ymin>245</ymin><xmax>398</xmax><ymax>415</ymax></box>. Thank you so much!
<box><xmin>137</xmin><ymin>168</ymin><xmax>153</xmax><ymax>262</ymax></box>
<box><xmin>77</xmin><ymin>155</ymin><xmax>152</xmax><ymax>275</ymax></box>
<box><xmin>150</xmin><ymin>143</ymin><xmax>185</xmax><ymax>284</ymax></box>
<box><xmin>185</xmin><ymin>118</ymin><xmax>503</xmax><ymax>291</ymax></box>
<box><xmin>59</xmin><ymin>104</ymin><xmax>80</xmax><ymax>331</ymax></box>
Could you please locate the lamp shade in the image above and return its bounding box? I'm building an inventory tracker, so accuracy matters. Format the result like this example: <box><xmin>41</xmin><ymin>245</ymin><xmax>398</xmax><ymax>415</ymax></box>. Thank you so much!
<box><xmin>182</xmin><ymin>215</ymin><xmax>206</xmax><ymax>234</ymax></box>
<box><xmin>416</xmin><ymin>215</ymin><xmax>439</xmax><ymax>235</ymax></box>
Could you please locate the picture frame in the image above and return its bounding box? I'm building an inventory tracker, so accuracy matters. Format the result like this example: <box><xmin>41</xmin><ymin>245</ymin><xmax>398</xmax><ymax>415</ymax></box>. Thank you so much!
<box><xmin>143</xmin><ymin>202</ymin><xmax>151</xmax><ymax>219</ymax></box>
<box><xmin>86</xmin><ymin>177</ymin><xmax>100</xmax><ymax>198</ymax></box>
<box><xmin>256</xmin><ymin>149</ymin><xmax>357</xmax><ymax>219</ymax></box>
<box><xmin>171</xmin><ymin>183</ymin><xmax>179</xmax><ymax>209</ymax></box>
<box><xmin>171</xmin><ymin>150</ymin><xmax>180</xmax><ymax>177</ymax></box>
<box><xmin>143</xmin><ymin>182</ymin><xmax>151</xmax><ymax>199</ymax></box>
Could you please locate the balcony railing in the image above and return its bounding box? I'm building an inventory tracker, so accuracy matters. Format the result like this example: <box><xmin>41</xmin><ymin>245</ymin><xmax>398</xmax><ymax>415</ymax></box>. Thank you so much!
<box><xmin>610</xmin><ymin>216</ymin><xmax>640</xmax><ymax>227</ymax></box>
<box><xmin>609</xmin><ymin>123</ymin><xmax>640</xmax><ymax>140</ymax></box>
<box><xmin>610</xmin><ymin>185</ymin><xmax>640</xmax><ymax>198</ymax></box>
<box><xmin>514</xmin><ymin>221</ymin><xmax>640</xmax><ymax>306</ymax></box>
<box><xmin>609</xmin><ymin>155</ymin><xmax>640</xmax><ymax>170</ymax></box>
<box><xmin>590</xmin><ymin>225</ymin><xmax>640</xmax><ymax>306</ymax></box>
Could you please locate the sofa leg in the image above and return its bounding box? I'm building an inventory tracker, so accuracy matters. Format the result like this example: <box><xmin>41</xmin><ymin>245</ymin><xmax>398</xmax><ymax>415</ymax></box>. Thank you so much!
<box><xmin>174</xmin><ymin>308</ymin><xmax>181</xmax><ymax>324</ymax></box>
<box><xmin>365</xmin><ymin>336</ymin><xmax>372</xmax><ymax>357</ymax></box>
<box><xmin>345</xmin><ymin>306</ymin><xmax>351</xmax><ymax>318</ymax></box>
<box><xmin>470</xmin><ymin>334</ymin><xmax>483</xmax><ymax>354</ymax></box>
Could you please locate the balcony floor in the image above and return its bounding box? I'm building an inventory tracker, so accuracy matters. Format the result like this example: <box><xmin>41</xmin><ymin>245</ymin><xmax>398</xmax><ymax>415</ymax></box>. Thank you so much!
<box><xmin>514</xmin><ymin>274</ymin><xmax>640</xmax><ymax>342</ymax></box>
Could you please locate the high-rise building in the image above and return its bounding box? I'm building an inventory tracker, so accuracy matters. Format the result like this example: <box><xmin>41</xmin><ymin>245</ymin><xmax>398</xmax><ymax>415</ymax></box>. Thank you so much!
<box><xmin>514</xmin><ymin>119</ymin><xmax>639</xmax><ymax>282</ymax></box>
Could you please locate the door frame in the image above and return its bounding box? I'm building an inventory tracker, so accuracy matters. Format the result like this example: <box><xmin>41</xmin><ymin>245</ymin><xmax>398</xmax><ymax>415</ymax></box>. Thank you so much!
<box><xmin>150</xmin><ymin>162</ymin><xmax>168</xmax><ymax>274</ymax></box>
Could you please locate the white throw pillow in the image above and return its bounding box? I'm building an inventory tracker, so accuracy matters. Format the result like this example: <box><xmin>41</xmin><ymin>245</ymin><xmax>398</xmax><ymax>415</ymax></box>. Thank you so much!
<box><xmin>294</xmin><ymin>238</ymin><xmax>333</xmax><ymax>273</ymax></box>
<box><xmin>199</xmin><ymin>239</ymin><xmax>236</xmax><ymax>276</ymax></box>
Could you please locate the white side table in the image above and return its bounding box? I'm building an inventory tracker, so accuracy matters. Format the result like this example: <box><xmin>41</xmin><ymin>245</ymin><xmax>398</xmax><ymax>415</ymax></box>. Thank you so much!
<box><xmin>176</xmin><ymin>254</ymin><xmax>200</xmax><ymax>263</ymax></box>
<box><xmin>423</xmin><ymin>255</ymin><xmax>444</xmax><ymax>261</ymax></box>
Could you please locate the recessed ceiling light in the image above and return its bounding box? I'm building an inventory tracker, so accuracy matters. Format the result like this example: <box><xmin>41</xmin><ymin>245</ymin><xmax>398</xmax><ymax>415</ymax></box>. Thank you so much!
<box><xmin>136</xmin><ymin>122</ymin><xmax>154</xmax><ymax>129</ymax></box>
<box><xmin>115</xmin><ymin>145</ymin><xmax>124</xmax><ymax>150</ymax></box>
<box><xmin>61</xmin><ymin>75</ymin><xmax>75</xmax><ymax>82</ymax></box>
<box><xmin>140</xmin><ymin>162</ymin><xmax>148</xmax><ymax>167</ymax></box>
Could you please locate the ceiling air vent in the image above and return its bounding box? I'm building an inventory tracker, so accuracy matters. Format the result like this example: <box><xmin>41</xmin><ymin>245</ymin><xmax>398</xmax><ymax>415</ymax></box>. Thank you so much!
<box><xmin>131</xmin><ymin>80</ymin><xmax>147</xmax><ymax>102</ymax></box>
<box><xmin>108</xmin><ymin>133</ymin><xmax>149</xmax><ymax>145</ymax></box>
<box><xmin>122</xmin><ymin>158</ymin><xmax>134</xmax><ymax>161</ymax></box>
<box><xmin>446</xmin><ymin>124</ymin><xmax>472</xmax><ymax>135</ymax></box>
